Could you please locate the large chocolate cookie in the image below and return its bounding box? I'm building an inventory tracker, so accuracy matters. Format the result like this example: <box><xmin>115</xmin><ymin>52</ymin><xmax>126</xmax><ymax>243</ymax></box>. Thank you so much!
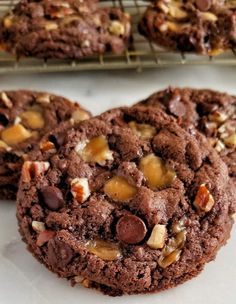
<box><xmin>0</xmin><ymin>90</ymin><xmax>90</xmax><ymax>200</ymax></box>
<box><xmin>0</xmin><ymin>0</ymin><xmax>131</xmax><ymax>59</ymax></box>
<box><xmin>17</xmin><ymin>106</ymin><xmax>235</xmax><ymax>296</ymax></box>
<box><xmin>136</xmin><ymin>87</ymin><xmax>236</xmax><ymax>188</ymax></box>
<box><xmin>138</xmin><ymin>0</ymin><xmax>236</xmax><ymax>54</ymax></box>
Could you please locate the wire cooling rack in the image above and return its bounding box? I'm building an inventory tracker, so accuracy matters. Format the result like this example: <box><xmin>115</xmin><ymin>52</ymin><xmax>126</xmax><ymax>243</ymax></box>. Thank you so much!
<box><xmin>0</xmin><ymin>0</ymin><xmax>236</xmax><ymax>74</ymax></box>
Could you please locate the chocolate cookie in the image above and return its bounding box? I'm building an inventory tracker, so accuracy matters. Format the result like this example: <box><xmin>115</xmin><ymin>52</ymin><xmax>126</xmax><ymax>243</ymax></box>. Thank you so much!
<box><xmin>138</xmin><ymin>0</ymin><xmax>236</xmax><ymax>54</ymax></box>
<box><xmin>0</xmin><ymin>0</ymin><xmax>131</xmax><ymax>59</ymax></box>
<box><xmin>136</xmin><ymin>88</ymin><xmax>236</xmax><ymax>189</ymax></box>
<box><xmin>0</xmin><ymin>90</ymin><xmax>90</xmax><ymax>200</ymax></box>
<box><xmin>17</xmin><ymin>106</ymin><xmax>235</xmax><ymax>296</ymax></box>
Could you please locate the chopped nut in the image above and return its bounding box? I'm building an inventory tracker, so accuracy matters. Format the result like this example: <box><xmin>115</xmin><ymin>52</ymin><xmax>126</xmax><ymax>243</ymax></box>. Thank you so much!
<box><xmin>73</xmin><ymin>275</ymin><xmax>84</xmax><ymax>284</ymax></box>
<box><xmin>50</xmin><ymin>7</ymin><xmax>74</xmax><ymax>18</ymax></box>
<box><xmin>53</xmin><ymin>2</ymin><xmax>70</xmax><ymax>8</ymax></box>
<box><xmin>0</xmin><ymin>140</ymin><xmax>11</xmax><ymax>151</ymax></box>
<box><xmin>169</xmin><ymin>5</ymin><xmax>187</xmax><ymax>19</ymax></box>
<box><xmin>36</xmin><ymin>94</ymin><xmax>51</xmax><ymax>104</ymax></box>
<box><xmin>139</xmin><ymin>154</ymin><xmax>176</xmax><ymax>189</ymax></box>
<box><xmin>224</xmin><ymin>133</ymin><xmax>236</xmax><ymax>148</ymax></box>
<box><xmin>1</xmin><ymin>124</ymin><xmax>32</xmax><ymax>146</ymax></box>
<box><xmin>14</xmin><ymin>116</ymin><xmax>22</xmax><ymax>125</ymax></box>
<box><xmin>215</xmin><ymin>139</ymin><xmax>225</xmax><ymax>152</ymax></box>
<box><xmin>22</xmin><ymin>161</ymin><xmax>50</xmax><ymax>183</ymax></box>
<box><xmin>61</xmin><ymin>15</ymin><xmax>81</xmax><ymax>26</ymax></box>
<box><xmin>44</xmin><ymin>22</ymin><xmax>59</xmax><ymax>31</ymax></box>
<box><xmin>71</xmin><ymin>109</ymin><xmax>90</xmax><ymax>123</ymax></box>
<box><xmin>158</xmin><ymin>249</ymin><xmax>182</xmax><ymax>268</ymax></box>
<box><xmin>71</xmin><ymin>177</ymin><xmax>90</xmax><ymax>203</ymax></box>
<box><xmin>40</xmin><ymin>141</ymin><xmax>56</xmax><ymax>153</ymax></box>
<box><xmin>158</xmin><ymin>2</ymin><xmax>169</xmax><ymax>13</ymax></box>
<box><xmin>147</xmin><ymin>224</ymin><xmax>167</xmax><ymax>249</ymax></box>
<box><xmin>109</xmin><ymin>20</ymin><xmax>125</xmax><ymax>36</ymax></box>
<box><xmin>209</xmin><ymin>111</ymin><xmax>228</xmax><ymax>124</ymax></box>
<box><xmin>81</xmin><ymin>40</ymin><xmax>91</xmax><ymax>48</ymax></box>
<box><xmin>1</xmin><ymin>92</ymin><xmax>13</xmax><ymax>108</ymax></box>
<box><xmin>81</xmin><ymin>278</ymin><xmax>90</xmax><ymax>288</ymax></box>
<box><xmin>171</xmin><ymin>216</ymin><xmax>187</xmax><ymax>234</ymax></box>
<box><xmin>32</xmin><ymin>221</ymin><xmax>46</xmax><ymax>233</ymax></box>
<box><xmin>86</xmin><ymin>239</ymin><xmax>121</xmax><ymax>261</ymax></box>
<box><xmin>193</xmin><ymin>184</ymin><xmax>215</xmax><ymax>212</ymax></box>
<box><xmin>104</xmin><ymin>176</ymin><xmax>137</xmax><ymax>201</ymax></box>
<box><xmin>36</xmin><ymin>230</ymin><xmax>55</xmax><ymax>247</ymax></box>
<box><xmin>200</xmin><ymin>11</ymin><xmax>218</xmax><ymax>21</ymax></box>
<box><xmin>21</xmin><ymin>110</ymin><xmax>45</xmax><ymax>129</ymax></box>
<box><xmin>128</xmin><ymin>121</ymin><xmax>156</xmax><ymax>140</ymax></box>
<box><xmin>75</xmin><ymin>136</ymin><xmax>113</xmax><ymax>165</ymax></box>
<box><xmin>158</xmin><ymin>229</ymin><xmax>186</xmax><ymax>268</ymax></box>
<box><xmin>159</xmin><ymin>22</ymin><xmax>168</xmax><ymax>32</ymax></box>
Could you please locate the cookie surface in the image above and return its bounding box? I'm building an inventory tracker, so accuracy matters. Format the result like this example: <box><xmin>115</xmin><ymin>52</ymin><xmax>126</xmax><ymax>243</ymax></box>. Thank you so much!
<box><xmin>17</xmin><ymin>106</ymin><xmax>235</xmax><ymax>296</ymax></box>
<box><xmin>0</xmin><ymin>0</ymin><xmax>131</xmax><ymax>59</ymax></box>
<box><xmin>137</xmin><ymin>87</ymin><xmax>236</xmax><ymax>191</ymax></box>
<box><xmin>0</xmin><ymin>90</ymin><xmax>90</xmax><ymax>199</ymax></box>
<box><xmin>138</xmin><ymin>0</ymin><xmax>236</xmax><ymax>54</ymax></box>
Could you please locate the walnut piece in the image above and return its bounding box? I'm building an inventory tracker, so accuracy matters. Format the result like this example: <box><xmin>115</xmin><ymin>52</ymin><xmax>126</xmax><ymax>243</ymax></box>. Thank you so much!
<box><xmin>21</xmin><ymin>110</ymin><xmax>45</xmax><ymax>129</ymax></box>
<box><xmin>71</xmin><ymin>177</ymin><xmax>90</xmax><ymax>204</ymax></box>
<box><xmin>44</xmin><ymin>22</ymin><xmax>59</xmax><ymax>31</ymax></box>
<box><xmin>1</xmin><ymin>92</ymin><xmax>13</xmax><ymax>108</ymax></box>
<box><xmin>36</xmin><ymin>94</ymin><xmax>51</xmax><ymax>104</ymax></box>
<box><xmin>109</xmin><ymin>20</ymin><xmax>125</xmax><ymax>36</ymax></box>
<box><xmin>71</xmin><ymin>109</ymin><xmax>90</xmax><ymax>123</ymax></box>
<box><xmin>169</xmin><ymin>4</ymin><xmax>187</xmax><ymax>19</ymax></box>
<box><xmin>158</xmin><ymin>229</ymin><xmax>186</xmax><ymax>268</ymax></box>
<box><xmin>1</xmin><ymin>124</ymin><xmax>32</xmax><ymax>146</ymax></box>
<box><xmin>86</xmin><ymin>239</ymin><xmax>121</xmax><ymax>261</ymax></box>
<box><xmin>40</xmin><ymin>141</ymin><xmax>56</xmax><ymax>153</ymax></box>
<box><xmin>200</xmin><ymin>11</ymin><xmax>218</xmax><ymax>21</ymax></box>
<box><xmin>224</xmin><ymin>133</ymin><xmax>236</xmax><ymax>148</ymax></box>
<box><xmin>104</xmin><ymin>176</ymin><xmax>137</xmax><ymax>201</ymax></box>
<box><xmin>193</xmin><ymin>184</ymin><xmax>215</xmax><ymax>212</ymax></box>
<box><xmin>22</xmin><ymin>161</ymin><xmax>50</xmax><ymax>183</ymax></box>
<box><xmin>0</xmin><ymin>140</ymin><xmax>11</xmax><ymax>151</ymax></box>
<box><xmin>75</xmin><ymin>136</ymin><xmax>113</xmax><ymax>165</ymax></box>
<box><xmin>209</xmin><ymin>110</ymin><xmax>228</xmax><ymax>124</ymax></box>
<box><xmin>32</xmin><ymin>221</ymin><xmax>46</xmax><ymax>233</ymax></box>
<box><xmin>36</xmin><ymin>230</ymin><xmax>55</xmax><ymax>247</ymax></box>
<box><xmin>147</xmin><ymin>224</ymin><xmax>167</xmax><ymax>249</ymax></box>
<box><xmin>139</xmin><ymin>154</ymin><xmax>176</xmax><ymax>189</ymax></box>
<box><xmin>128</xmin><ymin>121</ymin><xmax>156</xmax><ymax>140</ymax></box>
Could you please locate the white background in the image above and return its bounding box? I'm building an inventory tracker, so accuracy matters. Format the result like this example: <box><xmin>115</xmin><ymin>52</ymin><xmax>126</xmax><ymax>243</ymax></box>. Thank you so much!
<box><xmin>0</xmin><ymin>66</ymin><xmax>235</xmax><ymax>304</ymax></box>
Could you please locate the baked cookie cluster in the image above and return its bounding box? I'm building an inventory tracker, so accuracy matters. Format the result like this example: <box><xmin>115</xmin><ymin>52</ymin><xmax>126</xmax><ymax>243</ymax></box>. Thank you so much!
<box><xmin>0</xmin><ymin>0</ymin><xmax>131</xmax><ymax>59</ymax></box>
<box><xmin>15</xmin><ymin>92</ymin><xmax>235</xmax><ymax>296</ymax></box>
<box><xmin>0</xmin><ymin>90</ymin><xmax>90</xmax><ymax>199</ymax></box>
<box><xmin>1</xmin><ymin>0</ymin><xmax>236</xmax><ymax>58</ymax></box>
<box><xmin>139</xmin><ymin>0</ymin><xmax>236</xmax><ymax>54</ymax></box>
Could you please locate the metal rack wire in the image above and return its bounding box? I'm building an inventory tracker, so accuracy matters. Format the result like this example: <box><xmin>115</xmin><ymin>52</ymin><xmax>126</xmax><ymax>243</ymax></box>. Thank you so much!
<box><xmin>0</xmin><ymin>0</ymin><xmax>236</xmax><ymax>74</ymax></box>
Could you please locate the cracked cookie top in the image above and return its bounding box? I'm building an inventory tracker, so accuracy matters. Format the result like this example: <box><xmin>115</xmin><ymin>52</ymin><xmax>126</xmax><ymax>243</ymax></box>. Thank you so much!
<box><xmin>17</xmin><ymin>106</ymin><xmax>235</xmax><ymax>295</ymax></box>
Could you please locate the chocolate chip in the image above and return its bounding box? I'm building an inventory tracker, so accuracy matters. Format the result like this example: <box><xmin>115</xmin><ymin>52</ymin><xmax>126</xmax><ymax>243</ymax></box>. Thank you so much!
<box><xmin>40</xmin><ymin>186</ymin><xmax>64</xmax><ymax>211</ymax></box>
<box><xmin>196</xmin><ymin>102</ymin><xmax>218</xmax><ymax>115</ymax></box>
<box><xmin>196</xmin><ymin>0</ymin><xmax>212</xmax><ymax>11</ymax></box>
<box><xmin>116</xmin><ymin>214</ymin><xmax>147</xmax><ymax>244</ymax></box>
<box><xmin>0</xmin><ymin>112</ymin><xmax>9</xmax><ymax>126</ymax></box>
<box><xmin>167</xmin><ymin>94</ymin><xmax>186</xmax><ymax>117</ymax></box>
<box><xmin>47</xmin><ymin>238</ymin><xmax>73</xmax><ymax>268</ymax></box>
